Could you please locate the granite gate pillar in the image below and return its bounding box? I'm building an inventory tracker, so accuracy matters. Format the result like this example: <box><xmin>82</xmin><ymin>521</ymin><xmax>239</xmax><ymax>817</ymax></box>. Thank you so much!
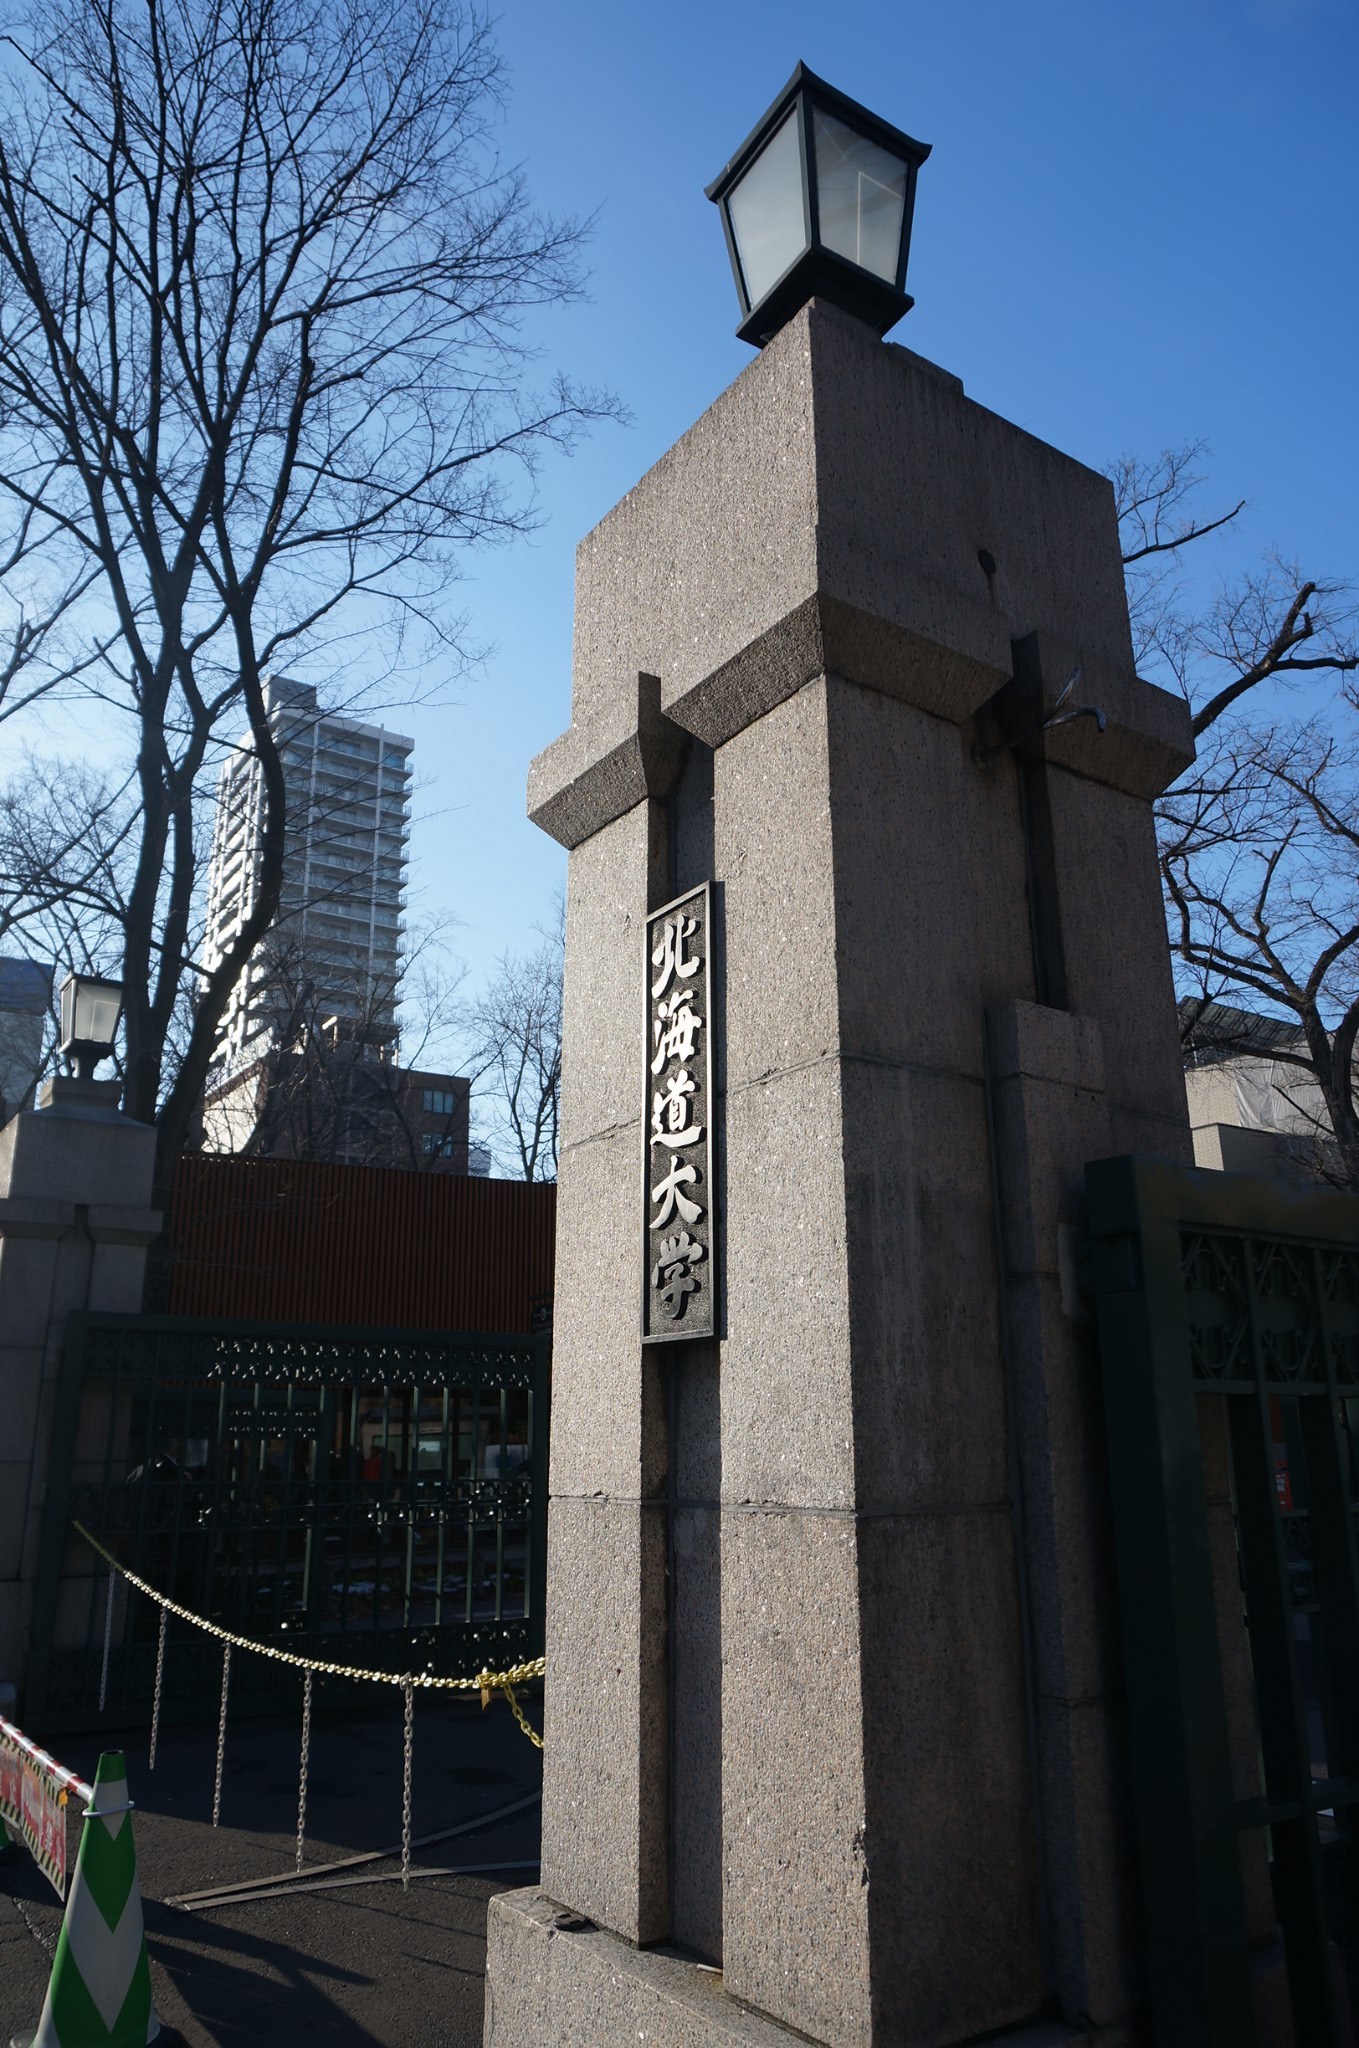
<box><xmin>0</xmin><ymin>1079</ymin><xmax>159</xmax><ymax>1703</ymax></box>
<box><xmin>484</xmin><ymin>300</ymin><xmax>1200</xmax><ymax>2048</ymax></box>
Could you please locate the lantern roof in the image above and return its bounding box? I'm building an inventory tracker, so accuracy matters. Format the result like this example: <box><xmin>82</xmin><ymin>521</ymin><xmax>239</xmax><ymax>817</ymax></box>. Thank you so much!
<box><xmin>704</xmin><ymin>61</ymin><xmax>930</xmax><ymax>209</ymax></box>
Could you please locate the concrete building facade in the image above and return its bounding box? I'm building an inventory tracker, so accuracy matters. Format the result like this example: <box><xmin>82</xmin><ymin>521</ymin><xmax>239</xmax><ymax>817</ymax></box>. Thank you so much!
<box><xmin>204</xmin><ymin>676</ymin><xmax>412</xmax><ymax>1072</ymax></box>
<box><xmin>1182</xmin><ymin>998</ymin><xmax>1340</xmax><ymax>1181</ymax></box>
<box><xmin>202</xmin><ymin>1044</ymin><xmax>472</xmax><ymax>1172</ymax></box>
<box><xmin>0</xmin><ymin>957</ymin><xmax>54</xmax><ymax>1125</ymax></box>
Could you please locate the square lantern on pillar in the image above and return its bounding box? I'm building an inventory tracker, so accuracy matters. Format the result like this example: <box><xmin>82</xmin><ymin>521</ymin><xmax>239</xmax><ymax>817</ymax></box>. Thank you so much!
<box><xmin>58</xmin><ymin>970</ymin><xmax>124</xmax><ymax>1080</ymax></box>
<box><xmin>706</xmin><ymin>63</ymin><xmax>930</xmax><ymax>347</ymax></box>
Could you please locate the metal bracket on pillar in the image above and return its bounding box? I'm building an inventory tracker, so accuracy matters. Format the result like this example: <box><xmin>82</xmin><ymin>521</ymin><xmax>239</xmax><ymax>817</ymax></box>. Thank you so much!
<box><xmin>972</xmin><ymin>663</ymin><xmax>1106</xmax><ymax>768</ymax></box>
<box><xmin>974</xmin><ymin>634</ymin><xmax>1109</xmax><ymax>1013</ymax></box>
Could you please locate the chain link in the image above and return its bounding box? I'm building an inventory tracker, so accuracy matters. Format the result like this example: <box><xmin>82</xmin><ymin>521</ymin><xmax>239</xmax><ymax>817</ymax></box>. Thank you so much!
<box><xmin>149</xmin><ymin>1608</ymin><xmax>168</xmax><ymax>1772</ymax></box>
<box><xmin>295</xmin><ymin>1670</ymin><xmax>313</xmax><ymax>1875</ymax></box>
<box><xmin>212</xmin><ymin>1643</ymin><xmax>231</xmax><ymax>1829</ymax></box>
<box><xmin>73</xmin><ymin>1522</ymin><xmax>549</xmax><ymax>1872</ymax></box>
<box><xmin>98</xmin><ymin>1564</ymin><xmax>115</xmax><ymax>1714</ymax></box>
<box><xmin>72</xmin><ymin>1521</ymin><xmax>544</xmax><ymax>1712</ymax></box>
<box><xmin>400</xmin><ymin>1678</ymin><xmax>414</xmax><ymax>1891</ymax></box>
<box><xmin>499</xmin><ymin>1681</ymin><xmax>544</xmax><ymax>1751</ymax></box>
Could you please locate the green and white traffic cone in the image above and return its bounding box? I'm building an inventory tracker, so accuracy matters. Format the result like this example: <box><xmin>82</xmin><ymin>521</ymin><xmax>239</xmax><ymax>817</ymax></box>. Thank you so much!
<box><xmin>12</xmin><ymin>1753</ymin><xmax>161</xmax><ymax>2048</ymax></box>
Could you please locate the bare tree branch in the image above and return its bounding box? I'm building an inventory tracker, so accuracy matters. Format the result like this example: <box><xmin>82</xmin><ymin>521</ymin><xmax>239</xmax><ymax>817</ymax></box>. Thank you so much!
<box><xmin>0</xmin><ymin>0</ymin><xmax>614</xmax><ymax>1199</ymax></box>
<box><xmin>1114</xmin><ymin>444</ymin><xmax>1359</xmax><ymax>1186</ymax></box>
<box><xmin>1109</xmin><ymin>442</ymin><xmax>1246</xmax><ymax>567</ymax></box>
<box><xmin>461</xmin><ymin>909</ymin><xmax>561</xmax><ymax>1181</ymax></box>
<box><xmin>201</xmin><ymin>921</ymin><xmax>469</xmax><ymax>1169</ymax></box>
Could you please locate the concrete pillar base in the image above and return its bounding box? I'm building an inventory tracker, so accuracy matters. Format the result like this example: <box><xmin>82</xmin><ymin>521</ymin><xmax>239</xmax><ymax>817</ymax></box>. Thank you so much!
<box><xmin>483</xmin><ymin>1889</ymin><xmax>1103</xmax><ymax>2048</ymax></box>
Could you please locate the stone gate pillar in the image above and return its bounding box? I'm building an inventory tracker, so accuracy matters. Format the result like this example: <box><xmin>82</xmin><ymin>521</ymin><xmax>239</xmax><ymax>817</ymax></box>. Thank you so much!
<box><xmin>0</xmin><ymin>1080</ymin><xmax>159</xmax><ymax>1702</ymax></box>
<box><xmin>484</xmin><ymin>300</ymin><xmax>1197</xmax><ymax>2048</ymax></box>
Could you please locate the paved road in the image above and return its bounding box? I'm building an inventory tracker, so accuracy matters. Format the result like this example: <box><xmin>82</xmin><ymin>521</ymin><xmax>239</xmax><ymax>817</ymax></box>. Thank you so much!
<box><xmin>1</xmin><ymin>1687</ymin><xmax>542</xmax><ymax>2046</ymax></box>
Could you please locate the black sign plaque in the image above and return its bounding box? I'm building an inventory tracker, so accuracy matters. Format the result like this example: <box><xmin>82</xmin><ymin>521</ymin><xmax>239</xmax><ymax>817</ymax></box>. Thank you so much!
<box><xmin>642</xmin><ymin>883</ymin><xmax>715</xmax><ymax>1343</ymax></box>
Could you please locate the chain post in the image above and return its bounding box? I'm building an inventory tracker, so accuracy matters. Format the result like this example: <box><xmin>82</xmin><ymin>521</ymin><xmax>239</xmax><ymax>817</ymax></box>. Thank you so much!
<box><xmin>98</xmin><ymin>1564</ymin><xmax>115</xmax><ymax>1713</ymax></box>
<box><xmin>401</xmin><ymin>1677</ymin><xmax>414</xmax><ymax>1889</ymax></box>
<box><xmin>296</xmin><ymin>1669</ymin><xmax>313</xmax><ymax>1874</ymax></box>
<box><xmin>212</xmin><ymin>1641</ymin><xmax>231</xmax><ymax>1827</ymax></box>
<box><xmin>149</xmin><ymin>1607</ymin><xmax>168</xmax><ymax>1771</ymax></box>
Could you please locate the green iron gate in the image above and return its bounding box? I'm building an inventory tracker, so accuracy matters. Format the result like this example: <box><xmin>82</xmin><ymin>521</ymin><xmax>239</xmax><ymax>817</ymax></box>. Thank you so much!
<box><xmin>1086</xmin><ymin>1155</ymin><xmax>1359</xmax><ymax>2047</ymax></box>
<box><xmin>26</xmin><ymin>1313</ymin><xmax>549</xmax><ymax>1731</ymax></box>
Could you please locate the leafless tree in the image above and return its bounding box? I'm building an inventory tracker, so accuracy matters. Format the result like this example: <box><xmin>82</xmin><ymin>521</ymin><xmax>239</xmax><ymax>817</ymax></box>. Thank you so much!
<box><xmin>0</xmin><ymin>0</ymin><xmax>611</xmax><ymax>1201</ymax></box>
<box><xmin>463</xmin><ymin>916</ymin><xmax>561</xmax><ymax>1181</ymax></box>
<box><xmin>0</xmin><ymin>756</ymin><xmax>132</xmax><ymax>966</ymax></box>
<box><xmin>1111</xmin><ymin>445</ymin><xmax>1359</xmax><ymax>1181</ymax></box>
<box><xmin>200</xmin><ymin>920</ymin><xmax>469</xmax><ymax>1168</ymax></box>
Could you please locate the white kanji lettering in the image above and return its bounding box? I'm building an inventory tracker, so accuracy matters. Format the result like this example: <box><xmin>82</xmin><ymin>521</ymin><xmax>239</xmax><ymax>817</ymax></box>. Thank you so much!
<box><xmin>650</xmin><ymin>913</ymin><xmax>701</xmax><ymax>1000</ymax></box>
<box><xmin>651</xmin><ymin>989</ymin><xmax>703</xmax><ymax>1075</ymax></box>
<box><xmin>652</xmin><ymin>1230</ymin><xmax>706</xmax><ymax>1319</ymax></box>
<box><xmin>651</xmin><ymin>1067</ymin><xmax>702</xmax><ymax>1148</ymax></box>
<box><xmin>650</xmin><ymin>1153</ymin><xmax>703</xmax><ymax>1229</ymax></box>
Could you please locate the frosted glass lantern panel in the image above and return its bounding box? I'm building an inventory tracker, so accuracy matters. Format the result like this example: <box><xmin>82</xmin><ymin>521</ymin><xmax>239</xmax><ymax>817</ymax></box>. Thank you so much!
<box><xmin>61</xmin><ymin>974</ymin><xmax>122</xmax><ymax>1048</ymax></box>
<box><xmin>727</xmin><ymin>112</ymin><xmax>808</xmax><ymax>307</ymax></box>
<box><xmin>83</xmin><ymin>990</ymin><xmax>122</xmax><ymax>1042</ymax></box>
<box><xmin>813</xmin><ymin>109</ymin><xmax>907</xmax><ymax>283</ymax></box>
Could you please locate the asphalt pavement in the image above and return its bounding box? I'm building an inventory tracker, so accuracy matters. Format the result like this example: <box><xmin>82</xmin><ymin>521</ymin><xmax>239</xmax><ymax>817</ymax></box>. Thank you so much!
<box><xmin>1</xmin><ymin>1686</ymin><xmax>543</xmax><ymax>2046</ymax></box>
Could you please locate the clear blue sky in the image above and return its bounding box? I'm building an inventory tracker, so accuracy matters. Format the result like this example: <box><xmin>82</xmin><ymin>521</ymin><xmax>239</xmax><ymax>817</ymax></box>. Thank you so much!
<box><xmin>417</xmin><ymin>0</ymin><xmax>1358</xmax><ymax>994</ymax></box>
<box><xmin>7</xmin><ymin>0</ymin><xmax>1355</xmax><ymax>1005</ymax></box>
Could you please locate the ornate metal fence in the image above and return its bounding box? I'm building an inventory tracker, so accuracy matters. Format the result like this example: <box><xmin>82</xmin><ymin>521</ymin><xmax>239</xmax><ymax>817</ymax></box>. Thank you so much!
<box><xmin>26</xmin><ymin>1313</ymin><xmax>549</xmax><ymax>1730</ymax></box>
<box><xmin>1085</xmin><ymin>1155</ymin><xmax>1359</xmax><ymax>2047</ymax></box>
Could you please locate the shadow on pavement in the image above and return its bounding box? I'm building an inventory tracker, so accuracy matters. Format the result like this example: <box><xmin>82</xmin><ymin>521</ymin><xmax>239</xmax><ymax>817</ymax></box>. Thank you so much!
<box><xmin>143</xmin><ymin>1893</ymin><xmax>386</xmax><ymax>2048</ymax></box>
<box><xmin>1</xmin><ymin>1690</ymin><xmax>542</xmax><ymax>2048</ymax></box>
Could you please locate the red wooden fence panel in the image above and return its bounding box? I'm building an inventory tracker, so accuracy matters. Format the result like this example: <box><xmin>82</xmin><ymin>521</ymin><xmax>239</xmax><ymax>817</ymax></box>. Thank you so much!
<box><xmin>164</xmin><ymin>1155</ymin><xmax>556</xmax><ymax>1332</ymax></box>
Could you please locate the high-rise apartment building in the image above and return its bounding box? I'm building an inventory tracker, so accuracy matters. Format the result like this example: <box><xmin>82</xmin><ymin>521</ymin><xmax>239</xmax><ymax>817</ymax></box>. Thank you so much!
<box><xmin>205</xmin><ymin>677</ymin><xmax>412</xmax><ymax>1073</ymax></box>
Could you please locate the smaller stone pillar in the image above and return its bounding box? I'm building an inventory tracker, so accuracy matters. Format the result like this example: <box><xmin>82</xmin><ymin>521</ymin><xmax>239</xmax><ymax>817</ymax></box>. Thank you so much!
<box><xmin>0</xmin><ymin>1080</ymin><xmax>159</xmax><ymax>1698</ymax></box>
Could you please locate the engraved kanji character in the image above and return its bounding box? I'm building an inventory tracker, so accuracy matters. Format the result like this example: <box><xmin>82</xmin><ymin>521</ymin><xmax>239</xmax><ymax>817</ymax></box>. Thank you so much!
<box><xmin>650</xmin><ymin>1152</ymin><xmax>703</xmax><ymax>1229</ymax></box>
<box><xmin>652</xmin><ymin>1230</ymin><xmax>706</xmax><ymax>1320</ymax></box>
<box><xmin>651</xmin><ymin>1066</ymin><xmax>701</xmax><ymax>1148</ymax></box>
<box><xmin>651</xmin><ymin>913</ymin><xmax>701</xmax><ymax>1000</ymax></box>
<box><xmin>651</xmin><ymin>988</ymin><xmax>703</xmax><ymax>1075</ymax></box>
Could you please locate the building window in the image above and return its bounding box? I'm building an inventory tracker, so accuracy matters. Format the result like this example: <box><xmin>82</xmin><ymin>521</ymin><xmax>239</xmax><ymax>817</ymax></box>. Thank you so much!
<box><xmin>421</xmin><ymin>1133</ymin><xmax>458</xmax><ymax>1158</ymax></box>
<box><xmin>422</xmin><ymin>1087</ymin><xmax>456</xmax><ymax>1115</ymax></box>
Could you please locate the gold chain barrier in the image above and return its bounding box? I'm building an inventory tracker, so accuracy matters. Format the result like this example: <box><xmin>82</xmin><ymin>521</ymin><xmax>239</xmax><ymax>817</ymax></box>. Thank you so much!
<box><xmin>73</xmin><ymin>1520</ymin><xmax>545</xmax><ymax>1749</ymax></box>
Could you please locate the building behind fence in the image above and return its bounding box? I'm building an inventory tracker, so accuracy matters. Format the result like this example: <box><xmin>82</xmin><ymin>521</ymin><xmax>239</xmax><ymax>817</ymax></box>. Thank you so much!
<box><xmin>28</xmin><ymin>1312</ymin><xmax>550</xmax><ymax>1729</ymax></box>
<box><xmin>3</xmin><ymin>1108</ymin><xmax>556</xmax><ymax>1728</ymax></box>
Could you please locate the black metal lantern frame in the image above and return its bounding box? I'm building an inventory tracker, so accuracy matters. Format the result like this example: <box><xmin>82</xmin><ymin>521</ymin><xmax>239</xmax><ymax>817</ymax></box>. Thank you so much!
<box><xmin>706</xmin><ymin>63</ymin><xmax>931</xmax><ymax>349</ymax></box>
<box><xmin>57</xmin><ymin>970</ymin><xmax>124</xmax><ymax>1081</ymax></box>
